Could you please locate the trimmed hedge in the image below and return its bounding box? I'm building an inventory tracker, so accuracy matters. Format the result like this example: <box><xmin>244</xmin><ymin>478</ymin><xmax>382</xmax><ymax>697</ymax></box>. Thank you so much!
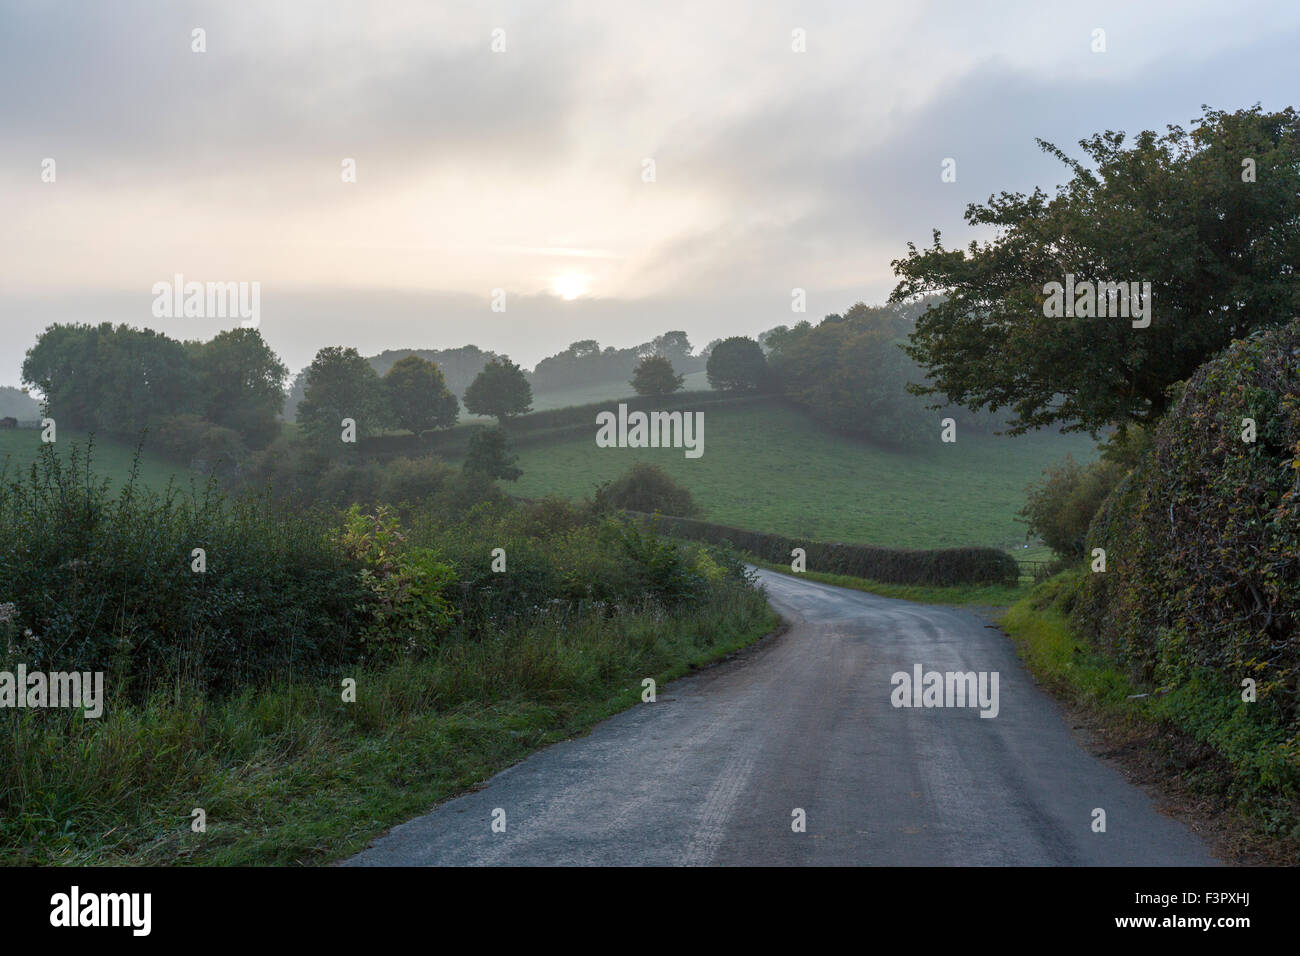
<box><xmin>1076</xmin><ymin>319</ymin><xmax>1300</xmax><ymax>735</ymax></box>
<box><xmin>627</xmin><ymin>512</ymin><xmax>1019</xmax><ymax>586</ymax></box>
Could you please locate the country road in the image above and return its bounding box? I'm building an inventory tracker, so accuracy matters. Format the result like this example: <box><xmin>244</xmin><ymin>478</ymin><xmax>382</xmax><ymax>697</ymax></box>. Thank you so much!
<box><xmin>345</xmin><ymin>568</ymin><xmax>1217</xmax><ymax>866</ymax></box>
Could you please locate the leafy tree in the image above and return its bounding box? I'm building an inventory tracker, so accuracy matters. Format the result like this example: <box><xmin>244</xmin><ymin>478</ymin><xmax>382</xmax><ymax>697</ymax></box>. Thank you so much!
<box><xmin>1017</xmin><ymin>455</ymin><xmax>1127</xmax><ymax>560</ymax></box>
<box><xmin>595</xmin><ymin>462</ymin><xmax>698</xmax><ymax>516</ymax></box>
<box><xmin>463</xmin><ymin>356</ymin><xmax>533</xmax><ymax>424</ymax></box>
<box><xmin>21</xmin><ymin>323</ymin><xmax>100</xmax><ymax>428</ymax></box>
<box><xmin>22</xmin><ymin>323</ymin><xmax>196</xmax><ymax>435</ymax></box>
<box><xmin>188</xmin><ymin>328</ymin><xmax>287</xmax><ymax>448</ymax></box>
<box><xmin>630</xmin><ymin>355</ymin><xmax>685</xmax><ymax>396</ymax></box>
<box><xmin>892</xmin><ymin>106</ymin><xmax>1300</xmax><ymax>436</ymax></box>
<box><xmin>297</xmin><ymin>346</ymin><xmax>389</xmax><ymax>448</ymax></box>
<box><xmin>705</xmin><ymin>336</ymin><xmax>770</xmax><ymax>392</ymax></box>
<box><xmin>368</xmin><ymin>345</ymin><xmax>498</xmax><ymax>395</ymax></box>
<box><xmin>383</xmin><ymin>355</ymin><xmax>459</xmax><ymax>438</ymax></box>
<box><xmin>462</xmin><ymin>426</ymin><xmax>522</xmax><ymax>481</ymax></box>
<box><xmin>758</xmin><ymin>322</ymin><xmax>810</xmax><ymax>354</ymax></box>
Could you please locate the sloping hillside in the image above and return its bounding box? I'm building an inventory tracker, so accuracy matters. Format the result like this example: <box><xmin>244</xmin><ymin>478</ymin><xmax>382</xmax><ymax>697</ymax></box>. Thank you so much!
<box><xmin>508</xmin><ymin>397</ymin><xmax>1098</xmax><ymax>555</ymax></box>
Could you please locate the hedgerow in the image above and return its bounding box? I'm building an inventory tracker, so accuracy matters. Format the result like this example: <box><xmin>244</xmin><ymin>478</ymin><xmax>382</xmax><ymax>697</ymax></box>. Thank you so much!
<box><xmin>1076</xmin><ymin>319</ymin><xmax>1300</xmax><ymax>743</ymax></box>
<box><xmin>627</xmin><ymin>512</ymin><xmax>1019</xmax><ymax>586</ymax></box>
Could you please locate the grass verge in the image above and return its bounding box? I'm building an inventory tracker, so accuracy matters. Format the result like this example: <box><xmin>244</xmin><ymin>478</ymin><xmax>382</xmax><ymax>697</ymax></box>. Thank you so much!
<box><xmin>999</xmin><ymin>571</ymin><xmax>1300</xmax><ymax>861</ymax></box>
<box><xmin>1</xmin><ymin>588</ymin><xmax>777</xmax><ymax>866</ymax></box>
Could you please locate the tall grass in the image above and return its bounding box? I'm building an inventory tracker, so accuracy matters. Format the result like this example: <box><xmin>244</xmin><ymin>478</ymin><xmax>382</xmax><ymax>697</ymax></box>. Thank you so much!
<box><xmin>0</xmin><ymin>439</ymin><xmax>777</xmax><ymax>864</ymax></box>
<box><xmin>0</xmin><ymin>587</ymin><xmax>774</xmax><ymax>865</ymax></box>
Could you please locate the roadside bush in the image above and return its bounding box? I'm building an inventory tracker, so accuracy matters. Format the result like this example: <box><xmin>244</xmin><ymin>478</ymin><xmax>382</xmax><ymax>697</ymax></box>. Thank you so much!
<box><xmin>332</xmin><ymin>505</ymin><xmax>457</xmax><ymax>658</ymax></box>
<box><xmin>613</xmin><ymin>518</ymin><xmax>708</xmax><ymax>605</ymax></box>
<box><xmin>0</xmin><ymin>441</ymin><xmax>365</xmax><ymax>698</ymax></box>
<box><xmin>1018</xmin><ymin>454</ymin><xmax>1127</xmax><ymax>560</ymax></box>
<box><xmin>409</xmin><ymin>504</ymin><xmax>738</xmax><ymax>628</ymax></box>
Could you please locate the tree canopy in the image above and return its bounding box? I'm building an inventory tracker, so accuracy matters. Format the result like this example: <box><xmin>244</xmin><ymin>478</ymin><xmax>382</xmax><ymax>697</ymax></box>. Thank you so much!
<box><xmin>297</xmin><ymin>346</ymin><xmax>389</xmax><ymax>447</ymax></box>
<box><xmin>630</xmin><ymin>355</ymin><xmax>685</xmax><ymax>396</ymax></box>
<box><xmin>383</xmin><ymin>354</ymin><xmax>459</xmax><ymax>438</ymax></box>
<box><xmin>20</xmin><ymin>322</ymin><xmax>286</xmax><ymax>448</ymax></box>
<box><xmin>188</xmin><ymin>328</ymin><xmax>287</xmax><ymax>447</ymax></box>
<box><xmin>892</xmin><ymin>105</ymin><xmax>1300</xmax><ymax>435</ymax></box>
<box><xmin>705</xmin><ymin>336</ymin><xmax>770</xmax><ymax>392</ymax></box>
<box><xmin>463</xmin><ymin>357</ymin><xmax>533</xmax><ymax>424</ymax></box>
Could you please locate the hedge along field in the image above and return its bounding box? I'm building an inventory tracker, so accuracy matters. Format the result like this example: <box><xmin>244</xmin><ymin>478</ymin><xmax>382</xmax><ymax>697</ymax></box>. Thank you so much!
<box><xmin>632</xmin><ymin>512</ymin><xmax>1018</xmax><ymax>586</ymax></box>
<box><xmin>509</xmin><ymin>398</ymin><xmax>1099</xmax><ymax>555</ymax></box>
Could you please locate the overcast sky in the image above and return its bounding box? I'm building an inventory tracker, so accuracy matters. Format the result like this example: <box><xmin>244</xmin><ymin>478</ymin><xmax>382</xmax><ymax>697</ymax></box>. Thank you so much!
<box><xmin>2</xmin><ymin>0</ymin><xmax>1298</xmax><ymax>386</ymax></box>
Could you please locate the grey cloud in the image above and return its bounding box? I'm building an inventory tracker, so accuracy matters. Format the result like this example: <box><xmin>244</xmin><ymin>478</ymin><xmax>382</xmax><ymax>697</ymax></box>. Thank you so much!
<box><xmin>0</xmin><ymin>1</ymin><xmax>593</xmax><ymax>181</ymax></box>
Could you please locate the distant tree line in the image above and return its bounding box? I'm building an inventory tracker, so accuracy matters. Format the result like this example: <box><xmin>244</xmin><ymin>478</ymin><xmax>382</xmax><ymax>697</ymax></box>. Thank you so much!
<box><xmin>280</xmin><ymin>331</ymin><xmax>705</xmax><ymax>421</ymax></box>
<box><xmin>529</xmin><ymin>330</ymin><xmax>703</xmax><ymax>393</ymax></box>
<box><xmin>684</xmin><ymin>298</ymin><xmax>1003</xmax><ymax>447</ymax></box>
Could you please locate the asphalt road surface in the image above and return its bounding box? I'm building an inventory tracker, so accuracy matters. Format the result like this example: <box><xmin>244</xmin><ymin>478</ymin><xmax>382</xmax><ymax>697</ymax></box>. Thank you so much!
<box><xmin>345</xmin><ymin>568</ymin><xmax>1216</xmax><ymax>866</ymax></box>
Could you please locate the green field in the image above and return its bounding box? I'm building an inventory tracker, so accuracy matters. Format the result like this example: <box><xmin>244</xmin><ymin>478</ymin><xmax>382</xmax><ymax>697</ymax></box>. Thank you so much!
<box><xmin>0</xmin><ymin>429</ymin><xmax>187</xmax><ymax>493</ymax></box>
<box><xmin>510</xmin><ymin>398</ymin><xmax>1098</xmax><ymax>556</ymax></box>
<box><xmin>0</xmin><ymin>391</ymin><xmax>1100</xmax><ymax>559</ymax></box>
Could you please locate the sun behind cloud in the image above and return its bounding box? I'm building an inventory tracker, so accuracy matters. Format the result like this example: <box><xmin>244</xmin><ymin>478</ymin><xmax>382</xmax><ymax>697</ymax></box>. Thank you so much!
<box><xmin>552</xmin><ymin>273</ymin><xmax>588</xmax><ymax>300</ymax></box>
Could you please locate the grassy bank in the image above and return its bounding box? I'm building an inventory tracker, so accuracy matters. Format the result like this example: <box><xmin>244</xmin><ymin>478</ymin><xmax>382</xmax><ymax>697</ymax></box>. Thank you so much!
<box><xmin>1000</xmin><ymin>572</ymin><xmax>1300</xmax><ymax>853</ymax></box>
<box><xmin>0</xmin><ymin>429</ymin><xmax>183</xmax><ymax>494</ymax></box>
<box><xmin>1</xmin><ymin>587</ymin><xmax>776</xmax><ymax>865</ymax></box>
